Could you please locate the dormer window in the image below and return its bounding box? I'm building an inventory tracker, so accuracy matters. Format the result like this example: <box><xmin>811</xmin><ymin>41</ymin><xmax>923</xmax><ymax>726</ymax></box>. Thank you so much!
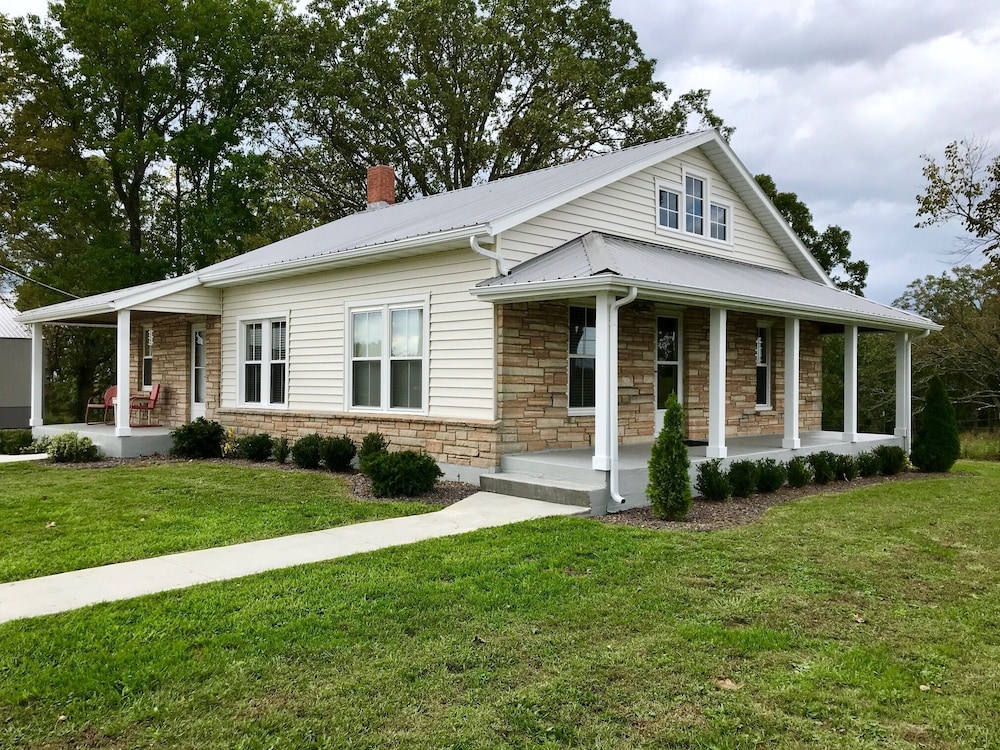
<box><xmin>656</xmin><ymin>171</ymin><xmax>732</xmax><ymax>245</ymax></box>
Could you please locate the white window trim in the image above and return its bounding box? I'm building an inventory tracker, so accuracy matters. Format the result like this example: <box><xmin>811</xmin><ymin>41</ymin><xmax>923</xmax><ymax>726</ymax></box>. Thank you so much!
<box><xmin>755</xmin><ymin>322</ymin><xmax>772</xmax><ymax>411</ymax></box>
<box><xmin>567</xmin><ymin>305</ymin><xmax>596</xmax><ymax>416</ymax></box>
<box><xmin>344</xmin><ymin>295</ymin><xmax>430</xmax><ymax>415</ymax></box>
<box><xmin>237</xmin><ymin>311</ymin><xmax>290</xmax><ymax>410</ymax></box>
<box><xmin>655</xmin><ymin>312</ymin><xmax>684</xmax><ymax>407</ymax></box>
<box><xmin>654</xmin><ymin>169</ymin><xmax>733</xmax><ymax>248</ymax></box>
<box><xmin>140</xmin><ymin>325</ymin><xmax>153</xmax><ymax>392</ymax></box>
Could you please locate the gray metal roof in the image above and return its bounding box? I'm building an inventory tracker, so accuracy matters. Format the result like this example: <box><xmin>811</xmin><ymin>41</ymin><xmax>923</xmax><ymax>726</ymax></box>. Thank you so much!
<box><xmin>0</xmin><ymin>303</ymin><xmax>30</xmax><ymax>338</ymax></box>
<box><xmin>474</xmin><ymin>232</ymin><xmax>938</xmax><ymax>332</ymax></box>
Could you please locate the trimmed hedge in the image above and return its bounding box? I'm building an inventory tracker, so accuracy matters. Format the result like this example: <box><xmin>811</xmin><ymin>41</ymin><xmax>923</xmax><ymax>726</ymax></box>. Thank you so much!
<box><xmin>0</xmin><ymin>429</ymin><xmax>33</xmax><ymax>455</ymax></box>
<box><xmin>320</xmin><ymin>435</ymin><xmax>357</xmax><ymax>472</ymax></box>
<box><xmin>807</xmin><ymin>451</ymin><xmax>837</xmax><ymax>485</ymax></box>
<box><xmin>756</xmin><ymin>458</ymin><xmax>787</xmax><ymax>493</ymax></box>
<box><xmin>727</xmin><ymin>459</ymin><xmax>759</xmax><ymax>498</ymax></box>
<box><xmin>238</xmin><ymin>433</ymin><xmax>273</xmax><ymax>462</ymax></box>
<box><xmin>695</xmin><ymin>459</ymin><xmax>731</xmax><ymax>501</ymax></box>
<box><xmin>291</xmin><ymin>433</ymin><xmax>324</xmax><ymax>470</ymax></box>
<box><xmin>786</xmin><ymin>456</ymin><xmax>813</xmax><ymax>488</ymax></box>
<box><xmin>874</xmin><ymin>444</ymin><xmax>907</xmax><ymax>475</ymax></box>
<box><xmin>171</xmin><ymin>418</ymin><xmax>225</xmax><ymax>459</ymax></box>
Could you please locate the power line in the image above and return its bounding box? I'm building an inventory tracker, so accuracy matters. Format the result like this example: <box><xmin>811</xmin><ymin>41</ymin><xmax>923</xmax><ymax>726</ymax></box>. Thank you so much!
<box><xmin>0</xmin><ymin>263</ymin><xmax>79</xmax><ymax>299</ymax></box>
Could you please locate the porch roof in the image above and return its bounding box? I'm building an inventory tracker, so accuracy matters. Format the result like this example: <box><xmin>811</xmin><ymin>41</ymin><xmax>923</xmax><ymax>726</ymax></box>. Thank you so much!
<box><xmin>472</xmin><ymin>232</ymin><xmax>940</xmax><ymax>333</ymax></box>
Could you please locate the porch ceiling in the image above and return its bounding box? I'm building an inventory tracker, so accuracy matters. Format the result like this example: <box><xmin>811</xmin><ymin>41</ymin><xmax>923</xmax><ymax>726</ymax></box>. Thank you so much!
<box><xmin>473</xmin><ymin>232</ymin><xmax>940</xmax><ymax>333</ymax></box>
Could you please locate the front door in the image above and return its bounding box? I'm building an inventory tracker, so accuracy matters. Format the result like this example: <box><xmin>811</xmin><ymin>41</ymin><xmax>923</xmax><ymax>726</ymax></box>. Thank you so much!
<box><xmin>654</xmin><ymin>315</ymin><xmax>681</xmax><ymax>431</ymax></box>
<box><xmin>191</xmin><ymin>325</ymin><xmax>206</xmax><ymax>420</ymax></box>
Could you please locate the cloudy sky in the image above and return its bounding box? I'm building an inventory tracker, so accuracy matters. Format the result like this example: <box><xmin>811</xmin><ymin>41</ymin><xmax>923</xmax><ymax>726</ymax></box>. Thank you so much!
<box><xmin>4</xmin><ymin>0</ymin><xmax>998</xmax><ymax>303</ymax></box>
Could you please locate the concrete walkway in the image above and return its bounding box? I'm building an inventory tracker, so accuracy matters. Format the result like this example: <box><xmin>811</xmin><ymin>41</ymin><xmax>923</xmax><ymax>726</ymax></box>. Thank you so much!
<box><xmin>0</xmin><ymin>452</ymin><xmax>47</xmax><ymax>464</ymax></box>
<box><xmin>0</xmin><ymin>492</ymin><xmax>585</xmax><ymax>624</ymax></box>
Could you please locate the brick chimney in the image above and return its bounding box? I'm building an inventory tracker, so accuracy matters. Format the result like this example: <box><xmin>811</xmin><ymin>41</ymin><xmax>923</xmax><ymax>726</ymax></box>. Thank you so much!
<box><xmin>367</xmin><ymin>165</ymin><xmax>395</xmax><ymax>209</ymax></box>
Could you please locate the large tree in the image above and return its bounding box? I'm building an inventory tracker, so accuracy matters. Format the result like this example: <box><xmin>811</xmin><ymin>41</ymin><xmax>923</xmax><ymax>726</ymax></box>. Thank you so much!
<box><xmin>275</xmin><ymin>0</ymin><xmax>730</xmax><ymax>222</ymax></box>
<box><xmin>916</xmin><ymin>138</ymin><xmax>1000</xmax><ymax>259</ymax></box>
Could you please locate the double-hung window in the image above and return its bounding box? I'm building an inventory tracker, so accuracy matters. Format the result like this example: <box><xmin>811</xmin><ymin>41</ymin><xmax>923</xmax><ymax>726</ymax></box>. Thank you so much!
<box><xmin>685</xmin><ymin>175</ymin><xmax>704</xmax><ymax>235</ymax></box>
<box><xmin>658</xmin><ymin>188</ymin><xmax>680</xmax><ymax>230</ymax></box>
<box><xmin>241</xmin><ymin>317</ymin><xmax>287</xmax><ymax>406</ymax></box>
<box><xmin>349</xmin><ymin>302</ymin><xmax>426</xmax><ymax>412</ymax></box>
<box><xmin>141</xmin><ymin>326</ymin><xmax>153</xmax><ymax>390</ymax></box>
<box><xmin>568</xmin><ymin>306</ymin><xmax>596</xmax><ymax>411</ymax></box>
<box><xmin>755</xmin><ymin>326</ymin><xmax>771</xmax><ymax>408</ymax></box>
<box><xmin>656</xmin><ymin>172</ymin><xmax>731</xmax><ymax>244</ymax></box>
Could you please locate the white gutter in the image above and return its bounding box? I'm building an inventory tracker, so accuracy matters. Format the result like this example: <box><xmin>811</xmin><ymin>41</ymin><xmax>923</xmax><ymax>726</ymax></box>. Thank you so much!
<box><xmin>610</xmin><ymin>286</ymin><xmax>638</xmax><ymax>504</ymax></box>
<box><xmin>470</xmin><ymin>235</ymin><xmax>509</xmax><ymax>276</ymax></box>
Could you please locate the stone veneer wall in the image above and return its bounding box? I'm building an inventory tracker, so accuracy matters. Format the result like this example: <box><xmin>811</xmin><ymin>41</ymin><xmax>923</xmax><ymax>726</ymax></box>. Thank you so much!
<box><xmin>496</xmin><ymin>301</ymin><xmax>824</xmax><ymax>453</ymax></box>
<box><xmin>129</xmin><ymin>314</ymin><xmax>221</xmax><ymax>427</ymax></box>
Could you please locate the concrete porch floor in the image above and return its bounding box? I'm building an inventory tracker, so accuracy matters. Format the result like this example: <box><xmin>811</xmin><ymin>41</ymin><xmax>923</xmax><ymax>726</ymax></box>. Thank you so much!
<box><xmin>498</xmin><ymin>431</ymin><xmax>905</xmax><ymax>514</ymax></box>
<box><xmin>33</xmin><ymin>423</ymin><xmax>174</xmax><ymax>458</ymax></box>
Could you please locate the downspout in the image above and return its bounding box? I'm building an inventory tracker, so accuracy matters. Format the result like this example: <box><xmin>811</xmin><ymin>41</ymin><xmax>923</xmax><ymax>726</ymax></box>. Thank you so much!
<box><xmin>470</xmin><ymin>235</ymin><xmax>509</xmax><ymax>276</ymax></box>
<box><xmin>610</xmin><ymin>286</ymin><xmax>639</xmax><ymax>504</ymax></box>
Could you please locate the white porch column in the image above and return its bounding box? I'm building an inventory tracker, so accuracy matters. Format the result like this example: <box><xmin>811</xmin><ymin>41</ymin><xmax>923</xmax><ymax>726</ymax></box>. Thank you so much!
<box><xmin>115</xmin><ymin>309</ymin><xmax>132</xmax><ymax>437</ymax></box>
<box><xmin>707</xmin><ymin>307</ymin><xmax>727</xmax><ymax>459</ymax></box>
<box><xmin>894</xmin><ymin>331</ymin><xmax>912</xmax><ymax>451</ymax></box>
<box><xmin>782</xmin><ymin>317</ymin><xmax>800</xmax><ymax>449</ymax></box>
<box><xmin>29</xmin><ymin>324</ymin><xmax>44</xmax><ymax>427</ymax></box>
<box><xmin>843</xmin><ymin>324</ymin><xmax>859</xmax><ymax>443</ymax></box>
<box><xmin>591</xmin><ymin>292</ymin><xmax>612</xmax><ymax>471</ymax></box>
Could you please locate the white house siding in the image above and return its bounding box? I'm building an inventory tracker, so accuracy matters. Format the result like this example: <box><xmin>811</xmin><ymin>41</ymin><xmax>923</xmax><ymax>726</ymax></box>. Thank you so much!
<box><xmin>219</xmin><ymin>248</ymin><xmax>496</xmax><ymax>420</ymax></box>
<box><xmin>501</xmin><ymin>147</ymin><xmax>800</xmax><ymax>274</ymax></box>
<box><xmin>133</xmin><ymin>286</ymin><xmax>222</xmax><ymax>315</ymax></box>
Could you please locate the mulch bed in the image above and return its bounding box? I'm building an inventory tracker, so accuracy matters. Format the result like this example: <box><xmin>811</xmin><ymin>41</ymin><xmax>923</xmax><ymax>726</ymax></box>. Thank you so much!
<box><xmin>599</xmin><ymin>471</ymin><xmax>941</xmax><ymax>532</ymax></box>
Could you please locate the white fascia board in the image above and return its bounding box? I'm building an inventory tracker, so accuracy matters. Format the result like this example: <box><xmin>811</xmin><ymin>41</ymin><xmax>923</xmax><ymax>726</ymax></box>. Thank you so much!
<box><xmin>487</xmin><ymin>131</ymin><xmax>717</xmax><ymax>236</ymax></box>
<box><xmin>701</xmin><ymin>138</ymin><xmax>833</xmax><ymax>286</ymax></box>
<box><xmin>199</xmin><ymin>225</ymin><xmax>492</xmax><ymax>287</ymax></box>
<box><xmin>16</xmin><ymin>301</ymin><xmax>117</xmax><ymax>324</ymax></box>
<box><xmin>469</xmin><ymin>276</ymin><xmax>940</xmax><ymax>332</ymax></box>
<box><xmin>114</xmin><ymin>273</ymin><xmax>205</xmax><ymax>310</ymax></box>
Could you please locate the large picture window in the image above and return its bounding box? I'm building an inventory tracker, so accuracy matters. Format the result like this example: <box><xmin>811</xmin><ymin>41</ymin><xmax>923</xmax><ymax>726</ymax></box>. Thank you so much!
<box><xmin>349</xmin><ymin>302</ymin><xmax>426</xmax><ymax>412</ymax></box>
<box><xmin>568</xmin><ymin>306</ymin><xmax>596</xmax><ymax>410</ymax></box>
<box><xmin>240</xmin><ymin>317</ymin><xmax>287</xmax><ymax>406</ymax></box>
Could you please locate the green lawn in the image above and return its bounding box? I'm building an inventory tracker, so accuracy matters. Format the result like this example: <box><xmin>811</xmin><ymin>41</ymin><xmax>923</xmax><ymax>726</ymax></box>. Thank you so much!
<box><xmin>0</xmin><ymin>462</ymin><xmax>435</xmax><ymax>583</ymax></box>
<box><xmin>2</xmin><ymin>462</ymin><xmax>999</xmax><ymax>748</ymax></box>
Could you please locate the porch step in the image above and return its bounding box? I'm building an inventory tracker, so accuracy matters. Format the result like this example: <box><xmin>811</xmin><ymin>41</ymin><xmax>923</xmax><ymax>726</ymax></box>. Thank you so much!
<box><xmin>480</xmin><ymin>472</ymin><xmax>605</xmax><ymax>509</ymax></box>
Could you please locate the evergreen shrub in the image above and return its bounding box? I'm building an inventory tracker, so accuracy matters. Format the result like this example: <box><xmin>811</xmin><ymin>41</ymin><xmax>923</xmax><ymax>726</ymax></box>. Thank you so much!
<box><xmin>0</xmin><ymin>429</ymin><xmax>33</xmax><ymax>455</ymax></box>
<box><xmin>48</xmin><ymin>432</ymin><xmax>101</xmax><ymax>463</ymax></box>
<box><xmin>291</xmin><ymin>433</ymin><xmax>324</xmax><ymax>469</ymax></box>
<box><xmin>171</xmin><ymin>418</ymin><xmax>225</xmax><ymax>459</ymax></box>
<box><xmin>695</xmin><ymin>459</ymin><xmax>731</xmax><ymax>501</ymax></box>
<box><xmin>366</xmin><ymin>450</ymin><xmax>443</xmax><ymax>497</ymax></box>
<box><xmin>320</xmin><ymin>435</ymin><xmax>357</xmax><ymax>472</ymax></box>
<box><xmin>646</xmin><ymin>397</ymin><xmax>692</xmax><ymax>520</ymax></box>
<box><xmin>727</xmin><ymin>459</ymin><xmax>759</xmax><ymax>498</ymax></box>
<box><xmin>755</xmin><ymin>458</ymin><xmax>788</xmax><ymax>493</ymax></box>
<box><xmin>272</xmin><ymin>436</ymin><xmax>290</xmax><ymax>465</ymax></box>
<box><xmin>856</xmin><ymin>451</ymin><xmax>881</xmax><ymax>478</ymax></box>
<box><xmin>358</xmin><ymin>432</ymin><xmax>391</xmax><ymax>476</ymax></box>
<box><xmin>873</xmin><ymin>444</ymin><xmax>907</xmax><ymax>475</ymax></box>
<box><xmin>786</xmin><ymin>456</ymin><xmax>813</xmax><ymax>487</ymax></box>
<box><xmin>910</xmin><ymin>375</ymin><xmax>961</xmax><ymax>472</ymax></box>
<box><xmin>238</xmin><ymin>433</ymin><xmax>273</xmax><ymax>462</ymax></box>
<box><xmin>807</xmin><ymin>451</ymin><xmax>837</xmax><ymax>484</ymax></box>
<box><xmin>835</xmin><ymin>454</ymin><xmax>859</xmax><ymax>481</ymax></box>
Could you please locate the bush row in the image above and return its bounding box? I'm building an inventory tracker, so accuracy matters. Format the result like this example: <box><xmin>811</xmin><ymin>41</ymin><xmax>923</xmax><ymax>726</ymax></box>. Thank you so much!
<box><xmin>695</xmin><ymin>445</ymin><xmax>908</xmax><ymax>501</ymax></box>
<box><xmin>168</xmin><ymin>420</ymin><xmax>441</xmax><ymax>497</ymax></box>
<box><xmin>0</xmin><ymin>428</ymin><xmax>33</xmax><ymax>455</ymax></box>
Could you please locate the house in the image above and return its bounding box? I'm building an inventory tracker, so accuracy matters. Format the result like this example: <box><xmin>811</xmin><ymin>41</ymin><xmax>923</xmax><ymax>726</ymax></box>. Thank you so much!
<box><xmin>17</xmin><ymin>130</ymin><xmax>939</xmax><ymax>512</ymax></box>
<box><xmin>0</xmin><ymin>302</ymin><xmax>31</xmax><ymax>429</ymax></box>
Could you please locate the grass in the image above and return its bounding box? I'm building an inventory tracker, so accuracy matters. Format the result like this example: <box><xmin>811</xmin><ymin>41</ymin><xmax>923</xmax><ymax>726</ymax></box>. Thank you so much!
<box><xmin>960</xmin><ymin>430</ymin><xmax>999</xmax><ymax>461</ymax></box>
<box><xmin>2</xmin><ymin>462</ymin><xmax>999</xmax><ymax>748</ymax></box>
<box><xmin>0</xmin><ymin>462</ymin><xmax>435</xmax><ymax>583</ymax></box>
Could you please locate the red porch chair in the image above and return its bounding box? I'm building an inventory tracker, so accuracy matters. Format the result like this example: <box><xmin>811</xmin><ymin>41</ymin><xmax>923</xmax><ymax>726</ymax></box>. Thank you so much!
<box><xmin>130</xmin><ymin>383</ymin><xmax>161</xmax><ymax>427</ymax></box>
<box><xmin>85</xmin><ymin>386</ymin><xmax>117</xmax><ymax>425</ymax></box>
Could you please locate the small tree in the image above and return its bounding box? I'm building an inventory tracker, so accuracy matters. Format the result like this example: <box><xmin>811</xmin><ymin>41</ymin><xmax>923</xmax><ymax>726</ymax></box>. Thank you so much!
<box><xmin>646</xmin><ymin>395</ymin><xmax>691</xmax><ymax>520</ymax></box>
<box><xmin>911</xmin><ymin>375</ymin><xmax>961</xmax><ymax>472</ymax></box>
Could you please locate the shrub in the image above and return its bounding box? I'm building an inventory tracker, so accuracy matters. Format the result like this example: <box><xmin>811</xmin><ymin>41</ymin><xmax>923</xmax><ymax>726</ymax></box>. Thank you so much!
<box><xmin>756</xmin><ymin>458</ymin><xmax>787</xmax><ymax>493</ymax></box>
<box><xmin>695</xmin><ymin>459</ymin><xmax>731</xmax><ymax>501</ymax></box>
<box><xmin>910</xmin><ymin>374</ymin><xmax>961</xmax><ymax>472</ymax></box>
<box><xmin>47</xmin><ymin>432</ymin><xmax>100</xmax><ymax>463</ymax></box>
<box><xmin>222</xmin><ymin>428</ymin><xmax>240</xmax><ymax>458</ymax></box>
<box><xmin>366</xmin><ymin>450</ymin><xmax>443</xmax><ymax>497</ymax></box>
<box><xmin>727</xmin><ymin>459</ymin><xmax>759</xmax><ymax>498</ymax></box>
<box><xmin>786</xmin><ymin>456</ymin><xmax>813</xmax><ymax>488</ymax></box>
<box><xmin>26</xmin><ymin>436</ymin><xmax>51</xmax><ymax>455</ymax></box>
<box><xmin>320</xmin><ymin>435</ymin><xmax>357</xmax><ymax>472</ymax></box>
<box><xmin>646</xmin><ymin>396</ymin><xmax>692</xmax><ymax>520</ymax></box>
<box><xmin>238</xmin><ymin>433</ymin><xmax>273</xmax><ymax>462</ymax></box>
<box><xmin>835</xmin><ymin>454</ymin><xmax>859</xmax><ymax>481</ymax></box>
<box><xmin>807</xmin><ymin>451</ymin><xmax>837</xmax><ymax>485</ymax></box>
<box><xmin>171</xmin><ymin>418</ymin><xmax>225</xmax><ymax>459</ymax></box>
<box><xmin>272</xmin><ymin>436</ymin><xmax>290</xmax><ymax>465</ymax></box>
<box><xmin>358</xmin><ymin>432</ymin><xmax>390</xmax><ymax>475</ymax></box>
<box><xmin>856</xmin><ymin>450</ymin><xmax>881</xmax><ymax>478</ymax></box>
<box><xmin>0</xmin><ymin>429</ymin><xmax>33</xmax><ymax>455</ymax></box>
<box><xmin>291</xmin><ymin>433</ymin><xmax>324</xmax><ymax>470</ymax></box>
<box><xmin>874</xmin><ymin>444</ymin><xmax>907</xmax><ymax>476</ymax></box>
